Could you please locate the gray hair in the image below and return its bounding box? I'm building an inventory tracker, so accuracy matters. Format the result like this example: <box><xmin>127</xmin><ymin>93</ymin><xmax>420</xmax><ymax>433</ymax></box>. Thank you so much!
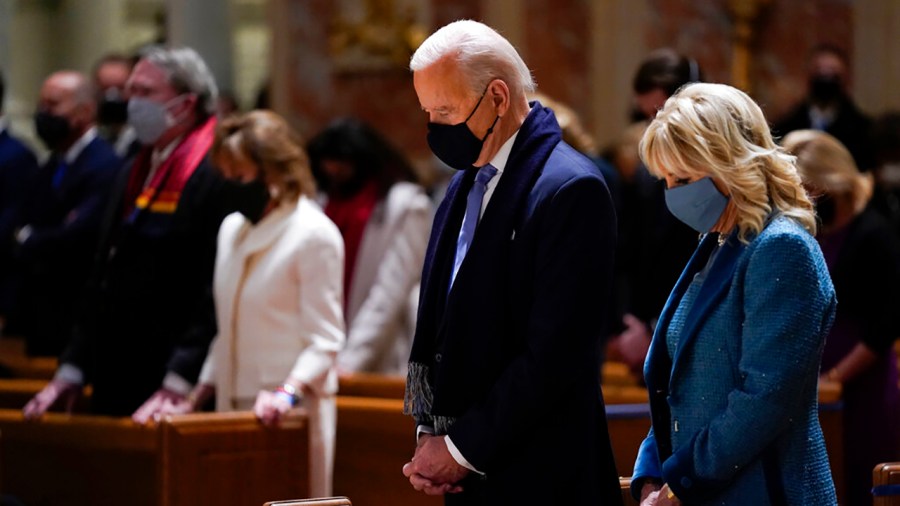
<box><xmin>140</xmin><ymin>46</ymin><xmax>218</xmax><ymax>119</ymax></box>
<box><xmin>410</xmin><ymin>20</ymin><xmax>535</xmax><ymax>97</ymax></box>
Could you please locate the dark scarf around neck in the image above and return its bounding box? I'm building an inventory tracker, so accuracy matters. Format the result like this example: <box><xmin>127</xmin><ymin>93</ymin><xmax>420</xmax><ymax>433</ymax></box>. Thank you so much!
<box><xmin>404</xmin><ymin>101</ymin><xmax>563</xmax><ymax>431</ymax></box>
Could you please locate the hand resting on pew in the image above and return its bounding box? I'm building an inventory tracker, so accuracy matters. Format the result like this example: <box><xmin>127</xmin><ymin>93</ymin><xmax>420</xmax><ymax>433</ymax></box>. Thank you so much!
<box><xmin>253</xmin><ymin>385</ymin><xmax>302</xmax><ymax>426</ymax></box>
<box><xmin>22</xmin><ymin>378</ymin><xmax>81</xmax><ymax>419</ymax></box>
<box><xmin>131</xmin><ymin>383</ymin><xmax>215</xmax><ymax>424</ymax></box>
<box><xmin>132</xmin><ymin>387</ymin><xmax>194</xmax><ymax>424</ymax></box>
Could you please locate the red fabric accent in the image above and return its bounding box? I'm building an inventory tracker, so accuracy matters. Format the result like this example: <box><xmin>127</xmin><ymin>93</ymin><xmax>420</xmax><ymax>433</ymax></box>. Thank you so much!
<box><xmin>122</xmin><ymin>117</ymin><xmax>218</xmax><ymax>217</ymax></box>
<box><xmin>324</xmin><ymin>180</ymin><xmax>380</xmax><ymax>308</ymax></box>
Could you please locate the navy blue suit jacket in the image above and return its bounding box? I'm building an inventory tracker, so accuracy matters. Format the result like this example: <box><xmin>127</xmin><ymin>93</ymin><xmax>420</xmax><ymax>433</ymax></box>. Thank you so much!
<box><xmin>19</xmin><ymin>136</ymin><xmax>121</xmax><ymax>261</ymax></box>
<box><xmin>408</xmin><ymin>103</ymin><xmax>622</xmax><ymax>505</ymax></box>
<box><xmin>13</xmin><ymin>135</ymin><xmax>120</xmax><ymax>355</ymax></box>
<box><xmin>0</xmin><ymin>129</ymin><xmax>39</xmax><ymax>314</ymax></box>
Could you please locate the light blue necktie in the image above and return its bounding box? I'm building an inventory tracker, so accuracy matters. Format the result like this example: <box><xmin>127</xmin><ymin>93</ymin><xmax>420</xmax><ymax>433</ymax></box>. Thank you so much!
<box><xmin>450</xmin><ymin>164</ymin><xmax>498</xmax><ymax>290</ymax></box>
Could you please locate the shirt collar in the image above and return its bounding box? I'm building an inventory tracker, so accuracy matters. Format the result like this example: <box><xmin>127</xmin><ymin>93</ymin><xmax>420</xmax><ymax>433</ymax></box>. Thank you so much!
<box><xmin>63</xmin><ymin>126</ymin><xmax>98</xmax><ymax>164</ymax></box>
<box><xmin>152</xmin><ymin>135</ymin><xmax>184</xmax><ymax>167</ymax></box>
<box><xmin>485</xmin><ymin>128</ymin><xmax>520</xmax><ymax>175</ymax></box>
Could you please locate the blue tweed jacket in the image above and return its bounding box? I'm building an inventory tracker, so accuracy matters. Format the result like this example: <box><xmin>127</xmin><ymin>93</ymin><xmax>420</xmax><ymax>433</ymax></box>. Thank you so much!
<box><xmin>632</xmin><ymin>215</ymin><xmax>838</xmax><ymax>505</ymax></box>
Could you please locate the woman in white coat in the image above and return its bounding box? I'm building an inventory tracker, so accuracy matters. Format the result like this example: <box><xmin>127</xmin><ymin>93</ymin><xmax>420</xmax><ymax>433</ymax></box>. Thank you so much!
<box><xmin>307</xmin><ymin>118</ymin><xmax>431</xmax><ymax>376</ymax></box>
<box><xmin>181</xmin><ymin>110</ymin><xmax>345</xmax><ymax>496</ymax></box>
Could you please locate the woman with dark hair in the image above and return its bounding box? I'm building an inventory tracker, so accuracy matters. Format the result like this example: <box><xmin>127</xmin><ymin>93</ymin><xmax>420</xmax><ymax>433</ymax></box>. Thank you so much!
<box><xmin>605</xmin><ymin>48</ymin><xmax>702</xmax><ymax>377</ymax></box>
<box><xmin>631</xmin><ymin>47</ymin><xmax>702</xmax><ymax>121</ymax></box>
<box><xmin>307</xmin><ymin>117</ymin><xmax>432</xmax><ymax>375</ymax></box>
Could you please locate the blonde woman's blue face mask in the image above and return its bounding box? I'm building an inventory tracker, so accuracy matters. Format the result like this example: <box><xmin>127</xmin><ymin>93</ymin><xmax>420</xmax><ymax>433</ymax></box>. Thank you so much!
<box><xmin>664</xmin><ymin>176</ymin><xmax>729</xmax><ymax>233</ymax></box>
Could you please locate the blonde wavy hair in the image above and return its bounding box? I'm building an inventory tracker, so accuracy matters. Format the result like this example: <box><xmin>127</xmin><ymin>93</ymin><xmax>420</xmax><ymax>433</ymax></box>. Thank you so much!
<box><xmin>639</xmin><ymin>82</ymin><xmax>816</xmax><ymax>242</ymax></box>
<box><xmin>212</xmin><ymin>110</ymin><xmax>316</xmax><ymax>202</ymax></box>
<box><xmin>782</xmin><ymin>129</ymin><xmax>874</xmax><ymax>216</ymax></box>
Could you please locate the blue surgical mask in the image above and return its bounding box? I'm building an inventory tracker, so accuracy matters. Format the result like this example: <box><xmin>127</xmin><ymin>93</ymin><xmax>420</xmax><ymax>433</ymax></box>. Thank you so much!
<box><xmin>664</xmin><ymin>176</ymin><xmax>729</xmax><ymax>233</ymax></box>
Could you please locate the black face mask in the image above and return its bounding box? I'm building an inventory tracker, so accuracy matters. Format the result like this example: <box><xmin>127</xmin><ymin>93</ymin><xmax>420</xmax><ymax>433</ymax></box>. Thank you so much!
<box><xmin>98</xmin><ymin>98</ymin><xmax>128</xmax><ymax>125</ymax></box>
<box><xmin>816</xmin><ymin>193</ymin><xmax>837</xmax><ymax>227</ymax></box>
<box><xmin>34</xmin><ymin>111</ymin><xmax>72</xmax><ymax>150</ymax></box>
<box><xmin>426</xmin><ymin>87</ymin><xmax>500</xmax><ymax>171</ymax></box>
<box><xmin>228</xmin><ymin>177</ymin><xmax>271</xmax><ymax>224</ymax></box>
<box><xmin>809</xmin><ymin>75</ymin><xmax>843</xmax><ymax>105</ymax></box>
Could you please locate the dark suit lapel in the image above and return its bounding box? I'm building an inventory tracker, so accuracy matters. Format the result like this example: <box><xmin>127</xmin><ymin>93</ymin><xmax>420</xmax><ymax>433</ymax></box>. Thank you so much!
<box><xmin>57</xmin><ymin>139</ymin><xmax>92</xmax><ymax>192</ymax></box>
<box><xmin>446</xmin><ymin>105</ymin><xmax>559</xmax><ymax>306</ymax></box>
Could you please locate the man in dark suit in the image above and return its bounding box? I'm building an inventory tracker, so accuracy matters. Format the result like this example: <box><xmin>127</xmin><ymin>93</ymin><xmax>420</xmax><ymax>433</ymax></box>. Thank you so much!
<box><xmin>772</xmin><ymin>43</ymin><xmax>874</xmax><ymax>171</ymax></box>
<box><xmin>401</xmin><ymin>20</ymin><xmax>622</xmax><ymax>505</ymax></box>
<box><xmin>12</xmin><ymin>70</ymin><xmax>120</xmax><ymax>357</ymax></box>
<box><xmin>92</xmin><ymin>53</ymin><xmax>140</xmax><ymax>159</ymax></box>
<box><xmin>23</xmin><ymin>47</ymin><xmax>233</xmax><ymax>419</ymax></box>
<box><xmin>0</xmin><ymin>68</ymin><xmax>39</xmax><ymax>325</ymax></box>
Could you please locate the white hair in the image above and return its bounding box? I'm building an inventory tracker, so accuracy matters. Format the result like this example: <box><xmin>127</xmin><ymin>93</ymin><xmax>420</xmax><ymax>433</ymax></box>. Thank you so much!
<box><xmin>141</xmin><ymin>46</ymin><xmax>218</xmax><ymax>119</ymax></box>
<box><xmin>410</xmin><ymin>19</ymin><xmax>535</xmax><ymax>96</ymax></box>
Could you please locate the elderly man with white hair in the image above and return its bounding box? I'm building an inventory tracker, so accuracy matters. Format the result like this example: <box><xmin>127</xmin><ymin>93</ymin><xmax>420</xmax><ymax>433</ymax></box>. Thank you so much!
<box><xmin>401</xmin><ymin>20</ymin><xmax>622</xmax><ymax>505</ymax></box>
<box><xmin>24</xmin><ymin>46</ymin><xmax>237</xmax><ymax>420</ymax></box>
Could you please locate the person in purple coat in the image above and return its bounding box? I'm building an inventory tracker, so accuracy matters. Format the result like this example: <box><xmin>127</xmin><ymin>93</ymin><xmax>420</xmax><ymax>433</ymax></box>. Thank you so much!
<box><xmin>786</xmin><ymin>129</ymin><xmax>900</xmax><ymax>506</ymax></box>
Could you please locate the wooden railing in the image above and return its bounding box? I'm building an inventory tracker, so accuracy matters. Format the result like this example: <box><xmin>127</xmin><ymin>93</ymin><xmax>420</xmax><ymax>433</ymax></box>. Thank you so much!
<box><xmin>0</xmin><ymin>410</ymin><xmax>309</xmax><ymax>506</ymax></box>
<box><xmin>0</xmin><ymin>343</ymin><xmax>847</xmax><ymax>506</ymax></box>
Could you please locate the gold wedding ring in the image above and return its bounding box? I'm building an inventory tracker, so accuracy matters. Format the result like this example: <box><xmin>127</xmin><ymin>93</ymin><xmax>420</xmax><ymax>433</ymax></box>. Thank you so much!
<box><xmin>666</xmin><ymin>488</ymin><xmax>676</xmax><ymax>500</ymax></box>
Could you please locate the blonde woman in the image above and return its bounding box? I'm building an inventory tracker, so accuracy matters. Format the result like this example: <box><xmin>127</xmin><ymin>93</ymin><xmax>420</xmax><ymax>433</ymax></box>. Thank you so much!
<box><xmin>155</xmin><ymin>110</ymin><xmax>345</xmax><ymax>496</ymax></box>
<box><xmin>785</xmin><ymin>129</ymin><xmax>900</xmax><ymax>506</ymax></box>
<box><xmin>631</xmin><ymin>83</ymin><xmax>837</xmax><ymax>505</ymax></box>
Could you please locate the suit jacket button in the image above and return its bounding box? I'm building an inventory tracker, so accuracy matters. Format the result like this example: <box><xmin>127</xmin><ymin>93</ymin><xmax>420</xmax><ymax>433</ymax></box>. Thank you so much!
<box><xmin>681</xmin><ymin>476</ymin><xmax>693</xmax><ymax>488</ymax></box>
<box><xmin>435</xmin><ymin>353</ymin><xmax>442</xmax><ymax>363</ymax></box>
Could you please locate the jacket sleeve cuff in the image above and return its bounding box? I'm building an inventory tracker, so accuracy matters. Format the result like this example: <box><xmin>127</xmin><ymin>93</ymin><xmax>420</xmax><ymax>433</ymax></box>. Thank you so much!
<box><xmin>416</xmin><ymin>425</ymin><xmax>434</xmax><ymax>441</ymax></box>
<box><xmin>55</xmin><ymin>363</ymin><xmax>84</xmax><ymax>385</ymax></box>
<box><xmin>632</xmin><ymin>434</ymin><xmax>662</xmax><ymax>501</ymax></box>
<box><xmin>163</xmin><ymin>371</ymin><xmax>193</xmax><ymax>396</ymax></box>
<box><xmin>661</xmin><ymin>433</ymin><xmax>726</xmax><ymax>503</ymax></box>
<box><xmin>445</xmin><ymin>435</ymin><xmax>484</xmax><ymax>475</ymax></box>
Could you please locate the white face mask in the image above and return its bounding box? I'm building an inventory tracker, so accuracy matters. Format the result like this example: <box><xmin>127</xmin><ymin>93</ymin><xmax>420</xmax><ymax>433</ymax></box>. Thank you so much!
<box><xmin>127</xmin><ymin>95</ymin><xmax>189</xmax><ymax>145</ymax></box>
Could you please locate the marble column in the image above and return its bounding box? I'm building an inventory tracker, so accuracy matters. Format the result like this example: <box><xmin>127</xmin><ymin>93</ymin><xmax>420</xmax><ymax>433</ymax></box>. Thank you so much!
<box><xmin>167</xmin><ymin>0</ymin><xmax>234</xmax><ymax>95</ymax></box>
<box><xmin>590</xmin><ymin>0</ymin><xmax>648</xmax><ymax>148</ymax></box>
<box><xmin>59</xmin><ymin>0</ymin><xmax>125</xmax><ymax>74</ymax></box>
<box><xmin>854</xmin><ymin>1</ymin><xmax>900</xmax><ymax>113</ymax></box>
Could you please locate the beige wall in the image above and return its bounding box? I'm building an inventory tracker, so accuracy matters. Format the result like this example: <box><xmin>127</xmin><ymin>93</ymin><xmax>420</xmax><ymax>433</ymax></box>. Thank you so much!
<box><xmin>1</xmin><ymin>0</ymin><xmax>898</xmax><ymax>165</ymax></box>
<box><xmin>0</xmin><ymin>0</ymin><xmax>269</xmax><ymax>154</ymax></box>
<box><xmin>854</xmin><ymin>1</ymin><xmax>900</xmax><ymax>115</ymax></box>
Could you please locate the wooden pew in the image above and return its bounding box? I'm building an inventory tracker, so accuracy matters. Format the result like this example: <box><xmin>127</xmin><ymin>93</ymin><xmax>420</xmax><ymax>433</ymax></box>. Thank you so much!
<box><xmin>0</xmin><ymin>378</ymin><xmax>91</xmax><ymax>411</ymax></box>
<box><xmin>0</xmin><ymin>409</ymin><xmax>309</xmax><ymax>506</ymax></box>
<box><xmin>333</xmin><ymin>396</ymin><xmax>441</xmax><ymax>506</ymax></box>
<box><xmin>603</xmin><ymin>360</ymin><xmax>641</xmax><ymax>387</ymax></box>
<box><xmin>874</xmin><ymin>462</ymin><xmax>900</xmax><ymax>506</ymax></box>
<box><xmin>620</xmin><ymin>477</ymin><xmax>639</xmax><ymax>506</ymax></box>
<box><xmin>818</xmin><ymin>380</ymin><xmax>844</xmax><ymax>505</ymax></box>
<box><xmin>0</xmin><ymin>378</ymin><xmax>52</xmax><ymax>409</ymax></box>
<box><xmin>332</xmin><ymin>389</ymin><xmax>652</xmax><ymax>506</ymax></box>
<box><xmin>338</xmin><ymin>373</ymin><xmax>405</xmax><ymax>399</ymax></box>
<box><xmin>263</xmin><ymin>497</ymin><xmax>352</xmax><ymax>505</ymax></box>
<box><xmin>335</xmin><ymin>364</ymin><xmax>642</xmax><ymax>399</ymax></box>
<box><xmin>0</xmin><ymin>336</ymin><xmax>57</xmax><ymax>380</ymax></box>
<box><xmin>0</xmin><ymin>374</ymin><xmax>847</xmax><ymax>506</ymax></box>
